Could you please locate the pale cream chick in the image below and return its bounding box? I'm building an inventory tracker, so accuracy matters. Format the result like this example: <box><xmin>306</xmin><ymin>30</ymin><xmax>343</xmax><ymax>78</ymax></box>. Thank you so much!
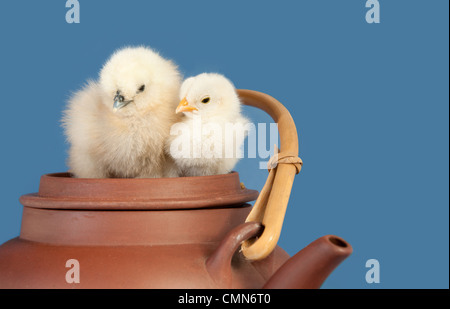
<box><xmin>62</xmin><ymin>46</ymin><xmax>182</xmax><ymax>178</ymax></box>
<box><xmin>166</xmin><ymin>73</ymin><xmax>250</xmax><ymax>177</ymax></box>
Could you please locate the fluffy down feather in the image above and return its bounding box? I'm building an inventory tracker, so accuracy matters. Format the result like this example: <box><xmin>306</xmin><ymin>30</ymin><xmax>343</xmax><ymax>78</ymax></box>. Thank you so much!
<box><xmin>166</xmin><ymin>73</ymin><xmax>250</xmax><ymax>177</ymax></box>
<box><xmin>62</xmin><ymin>46</ymin><xmax>182</xmax><ymax>178</ymax></box>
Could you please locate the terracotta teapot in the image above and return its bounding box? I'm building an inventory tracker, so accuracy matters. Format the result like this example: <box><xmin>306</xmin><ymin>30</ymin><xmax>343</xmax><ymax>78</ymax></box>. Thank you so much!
<box><xmin>0</xmin><ymin>90</ymin><xmax>352</xmax><ymax>288</ymax></box>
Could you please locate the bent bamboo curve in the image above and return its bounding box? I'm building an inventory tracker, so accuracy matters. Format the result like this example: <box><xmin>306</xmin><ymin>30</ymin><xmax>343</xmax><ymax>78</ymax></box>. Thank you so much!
<box><xmin>237</xmin><ymin>89</ymin><xmax>302</xmax><ymax>260</ymax></box>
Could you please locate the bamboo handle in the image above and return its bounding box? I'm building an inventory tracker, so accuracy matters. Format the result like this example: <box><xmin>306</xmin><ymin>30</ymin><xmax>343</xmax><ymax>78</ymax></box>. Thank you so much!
<box><xmin>237</xmin><ymin>89</ymin><xmax>302</xmax><ymax>260</ymax></box>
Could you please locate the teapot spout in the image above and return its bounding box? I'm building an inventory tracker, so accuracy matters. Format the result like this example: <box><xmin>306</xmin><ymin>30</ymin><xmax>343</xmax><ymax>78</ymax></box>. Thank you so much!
<box><xmin>263</xmin><ymin>235</ymin><xmax>352</xmax><ymax>289</ymax></box>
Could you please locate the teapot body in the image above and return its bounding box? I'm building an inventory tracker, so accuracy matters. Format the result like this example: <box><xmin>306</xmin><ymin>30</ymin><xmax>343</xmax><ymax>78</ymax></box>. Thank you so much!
<box><xmin>0</xmin><ymin>206</ymin><xmax>289</xmax><ymax>289</ymax></box>
<box><xmin>0</xmin><ymin>173</ymin><xmax>289</xmax><ymax>289</ymax></box>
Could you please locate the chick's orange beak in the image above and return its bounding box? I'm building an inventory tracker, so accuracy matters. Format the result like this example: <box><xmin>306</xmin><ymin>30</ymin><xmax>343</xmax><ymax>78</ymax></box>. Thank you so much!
<box><xmin>176</xmin><ymin>98</ymin><xmax>198</xmax><ymax>114</ymax></box>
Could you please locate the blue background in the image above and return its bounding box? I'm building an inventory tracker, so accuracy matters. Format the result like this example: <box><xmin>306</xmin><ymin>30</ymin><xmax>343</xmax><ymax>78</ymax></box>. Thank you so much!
<box><xmin>0</xmin><ymin>0</ymin><xmax>448</xmax><ymax>288</ymax></box>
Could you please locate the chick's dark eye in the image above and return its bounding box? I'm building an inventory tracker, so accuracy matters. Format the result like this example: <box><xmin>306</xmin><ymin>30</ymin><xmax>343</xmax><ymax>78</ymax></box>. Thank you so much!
<box><xmin>137</xmin><ymin>85</ymin><xmax>145</xmax><ymax>93</ymax></box>
<box><xmin>201</xmin><ymin>97</ymin><xmax>210</xmax><ymax>104</ymax></box>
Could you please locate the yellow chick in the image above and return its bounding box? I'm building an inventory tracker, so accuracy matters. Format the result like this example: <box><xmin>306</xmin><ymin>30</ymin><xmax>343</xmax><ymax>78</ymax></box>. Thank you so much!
<box><xmin>62</xmin><ymin>46</ymin><xmax>181</xmax><ymax>178</ymax></box>
<box><xmin>166</xmin><ymin>73</ymin><xmax>250</xmax><ymax>177</ymax></box>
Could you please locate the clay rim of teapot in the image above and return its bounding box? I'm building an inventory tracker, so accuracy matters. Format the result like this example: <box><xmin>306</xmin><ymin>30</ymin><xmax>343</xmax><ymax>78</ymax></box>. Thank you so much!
<box><xmin>19</xmin><ymin>172</ymin><xmax>259</xmax><ymax>210</ymax></box>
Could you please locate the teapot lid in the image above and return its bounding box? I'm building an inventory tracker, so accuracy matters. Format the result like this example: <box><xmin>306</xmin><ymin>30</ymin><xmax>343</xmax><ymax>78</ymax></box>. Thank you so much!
<box><xmin>19</xmin><ymin>172</ymin><xmax>259</xmax><ymax>210</ymax></box>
